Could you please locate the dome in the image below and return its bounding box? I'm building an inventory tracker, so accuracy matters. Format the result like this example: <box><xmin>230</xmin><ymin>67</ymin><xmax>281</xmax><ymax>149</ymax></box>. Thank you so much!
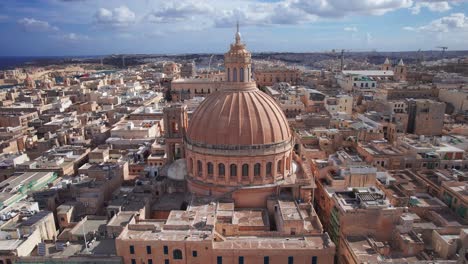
<box><xmin>186</xmin><ymin>84</ymin><xmax>291</xmax><ymax>146</ymax></box>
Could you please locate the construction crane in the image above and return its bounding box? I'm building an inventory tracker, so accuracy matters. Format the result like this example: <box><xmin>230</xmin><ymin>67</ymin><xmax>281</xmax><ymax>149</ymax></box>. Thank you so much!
<box><xmin>437</xmin><ymin>46</ymin><xmax>448</xmax><ymax>60</ymax></box>
<box><xmin>208</xmin><ymin>54</ymin><xmax>214</xmax><ymax>73</ymax></box>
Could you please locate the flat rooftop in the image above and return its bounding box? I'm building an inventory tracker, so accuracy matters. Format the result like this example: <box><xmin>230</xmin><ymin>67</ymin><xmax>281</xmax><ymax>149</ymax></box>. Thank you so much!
<box><xmin>278</xmin><ymin>200</ymin><xmax>302</xmax><ymax>221</ymax></box>
<box><xmin>232</xmin><ymin>210</ymin><xmax>268</xmax><ymax>227</ymax></box>
<box><xmin>213</xmin><ymin>235</ymin><xmax>331</xmax><ymax>250</ymax></box>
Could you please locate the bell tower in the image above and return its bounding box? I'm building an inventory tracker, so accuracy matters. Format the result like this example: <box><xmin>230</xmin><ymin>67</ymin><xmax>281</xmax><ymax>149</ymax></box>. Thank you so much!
<box><xmin>163</xmin><ymin>104</ymin><xmax>188</xmax><ymax>162</ymax></box>
<box><xmin>381</xmin><ymin>58</ymin><xmax>392</xmax><ymax>71</ymax></box>
<box><xmin>394</xmin><ymin>59</ymin><xmax>407</xmax><ymax>81</ymax></box>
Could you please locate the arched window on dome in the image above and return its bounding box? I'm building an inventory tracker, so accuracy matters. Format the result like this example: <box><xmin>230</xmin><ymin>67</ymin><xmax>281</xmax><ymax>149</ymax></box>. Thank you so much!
<box><xmin>207</xmin><ymin>162</ymin><xmax>214</xmax><ymax>176</ymax></box>
<box><xmin>248</xmin><ymin>67</ymin><xmax>250</xmax><ymax>82</ymax></box>
<box><xmin>227</xmin><ymin>68</ymin><xmax>230</xmax><ymax>82</ymax></box>
<box><xmin>240</xmin><ymin>67</ymin><xmax>244</xmax><ymax>82</ymax></box>
<box><xmin>218</xmin><ymin>163</ymin><xmax>225</xmax><ymax>177</ymax></box>
<box><xmin>286</xmin><ymin>157</ymin><xmax>290</xmax><ymax>170</ymax></box>
<box><xmin>242</xmin><ymin>164</ymin><xmax>249</xmax><ymax>178</ymax></box>
<box><xmin>266</xmin><ymin>162</ymin><xmax>272</xmax><ymax>177</ymax></box>
<box><xmin>233</xmin><ymin>68</ymin><xmax>237</xmax><ymax>82</ymax></box>
<box><xmin>254</xmin><ymin>163</ymin><xmax>261</xmax><ymax>177</ymax></box>
<box><xmin>277</xmin><ymin>160</ymin><xmax>282</xmax><ymax>174</ymax></box>
<box><xmin>230</xmin><ymin>164</ymin><xmax>237</xmax><ymax>177</ymax></box>
<box><xmin>197</xmin><ymin>160</ymin><xmax>203</xmax><ymax>177</ymax></box>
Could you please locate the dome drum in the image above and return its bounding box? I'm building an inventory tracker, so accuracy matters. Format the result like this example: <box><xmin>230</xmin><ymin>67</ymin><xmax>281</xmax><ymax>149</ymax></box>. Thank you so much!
<box><xmin>185</xmin><ymin>149</ymin><xmax>293</xmax><ymax>187</ymax></box>
<box><xmin>185</xmin><ymin>137</ymin><xmax>293</xmax><ymax>157</ymax></box>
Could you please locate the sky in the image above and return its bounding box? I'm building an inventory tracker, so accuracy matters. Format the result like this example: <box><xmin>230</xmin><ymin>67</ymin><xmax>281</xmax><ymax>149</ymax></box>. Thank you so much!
<box><xmin>0</xmin><ymin>0</ymin><xmax>468</xmax><ymax>56</ymax></box>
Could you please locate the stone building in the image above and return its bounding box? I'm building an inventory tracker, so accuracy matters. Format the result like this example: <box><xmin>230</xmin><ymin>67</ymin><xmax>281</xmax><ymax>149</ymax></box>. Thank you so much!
<box><xmin>407</xmin><ymin>99</ymin><xmax>445</xmax><ymax>136</ymax></box>
<box><xmin>254</xmin><ymin>67</ymin><xmax>301</xmax><ymax>87</ymax></box>
<box><xmin>180</xmin><ymin>61</ymin><xmax>196</xmax><ymax>78</ymax></box>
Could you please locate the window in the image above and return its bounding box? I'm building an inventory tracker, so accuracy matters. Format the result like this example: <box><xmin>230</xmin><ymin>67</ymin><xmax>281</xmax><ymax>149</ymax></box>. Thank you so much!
<box><xmin>230</xmin><ymin>164</ymin><xmax>237</xmax><ymax>177</ymax></box>
<box><xmin>277</xmin><ymin>160</ymin><xmax>282</xmax><ymax>173</ymax></box>
<box><xmin>264</xmin><ymin>256</ymin><xmax>270</xmax><ymax>264</ymax></box>
<box><xmin>240</xmin><ymin>67</ymin><xmax>244</xmax><ymax>82</ymax></box>
<box><xmin>239</xmin><ymin>256</ymin><xmax>244</xmax><ymax>264</ymax></box>
<box><xmin>242</xmin><ymin>164</ymin><xmax>249</xmax><ymax>177</ymax></box>
<box><xmin>217</xmin><ymin>256</ymin><xmax>223</xmax><ymax>264</ymax></box>
<box><xmin>233</xmin><ymin>68</ymin><xmax>237</xmax><ymax>81</ymax></box>
<box><xmin>192</xmin><ymin>250</ymin><xmax>198</xmax><ymax>257</ymax></box>
<box><xmin>163</xmin><ymin>245</ymin><xmax>168</xmax><ymax>255</ymax></box>
<box><xmin>266</xmin><ymin>162</ymin><xmax>272</xmax><ymax>176</ymax></box>
<box><xmin>218</xmin><ymin>163</ymin><xmax>225</xmax><ymax>177</ymax></box>
<box><xmin>131</xmin><ymin>259</ymin><xmax>136</xmax><ymax>264</ymax></box>
<box><xmin>288</xmin><ymin>256</ymin><xmax>294</xmax><ymax>264</ymax></box>
<box><xmin>148</xmin><ymin>259</ymin><xmax>153</xmax><ymax>264</ymax></box>
<box><xmin>254</xmin><ymin>163</ymin><xmax>261</xmax><ymax>177</ymax></box>
<box><xmin>173</xmin><ymin>249</ymin><xmax>183</xmax><ymax>260</ymax></box>
<box><xmin>207</xmin><ymin>162</ymin><xmax>214</xmax><ymax>175</ymax></box>
<box><xmin>5</xmin><ymin>261</ymin><xmax>11</xmax><ymax>264</ymax></box>
<box><xmin>129</xmin><ymin>245</ymin><xmax>135</xmax><ymax>254</ymax></box>
<box><xmin>227</xmin><ymin>68</ymin><xmax>230</xmax><ymax>82</ymax></box>
<box><xmin>197</xmin><ymin>160</ymin><xmax>203</xmax><ymax>176</ymax></box>
<box><xmin>312</xmin><ymin>256</ymin><xmax>318</xmax><ymax>264</ymax></box>
<box><xmin>146</xmin><ymin>245</ymin><xmax>151</xmax><ymax>254</ymax></box>
<box><xmin>165</xmin><ymin>260</ymin><xmax>169</xmax><ymax>264</ymax></box>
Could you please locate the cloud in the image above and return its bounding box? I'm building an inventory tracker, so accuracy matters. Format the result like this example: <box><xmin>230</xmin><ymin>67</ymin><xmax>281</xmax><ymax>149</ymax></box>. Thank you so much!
<box><xmin>0</xmin><ymin>15</ymin><xmax>8</xmax><ymax>21</ymax></box>
<box><xmin>212</xmin><ymin>2</ymin><xmax>316</xmax><ymax>28</ymax></box>
<box><xmin>410</xmin><ymin>1</ymin><xmax>451</xmax><ymax>14</ymax></box>
<box><xmin>344</xmin><ymin>26</ymin><xmax>358</xmax><ymax>32</ymax></box>
<box><xmin>146</xmin><ymin>0</ymin><xmax>414</xmax><ymax>29</ymax></box>
<box><xmin>17</xmin><ymin>18</ymin><xmax>59</xmax><ymax>32</ymax></box>
<box><xmin>146</xmin><ymin>1</ymin><xmax>213</xmax><ymax>23</ymax></box>
<box><xmin>403</xmin><ymin>13</ymin><xmax>468</xmax><ymax>32</ymax></box>
<box><xmin>94</xmin><ymin>5</ymin><xmax>136</xmax><ymax>29</ymax></box>
<box><xmin>289</xmin><ymin>0</ymin><xmax>413</xmax><ymax>17</ymax></box>
<box><xmin>59</xmin><ymin>33</ymin><xmax>89</xmax><ymax>41</ymax></box>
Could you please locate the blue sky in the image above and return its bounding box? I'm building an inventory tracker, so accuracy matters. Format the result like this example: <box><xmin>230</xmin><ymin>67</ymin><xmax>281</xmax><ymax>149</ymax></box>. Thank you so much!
<box><xmin>0</xmin><ymin>0</ymin><xmax>467</xmax><ymax>56</ymax></box>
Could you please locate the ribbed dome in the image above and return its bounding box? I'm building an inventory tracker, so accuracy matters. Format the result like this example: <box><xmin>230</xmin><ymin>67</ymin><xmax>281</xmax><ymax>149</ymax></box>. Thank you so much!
<box><xmin>187</xmin><ymin>86</ymin><xmax>291</xmax><ymax>146</ymax></box>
